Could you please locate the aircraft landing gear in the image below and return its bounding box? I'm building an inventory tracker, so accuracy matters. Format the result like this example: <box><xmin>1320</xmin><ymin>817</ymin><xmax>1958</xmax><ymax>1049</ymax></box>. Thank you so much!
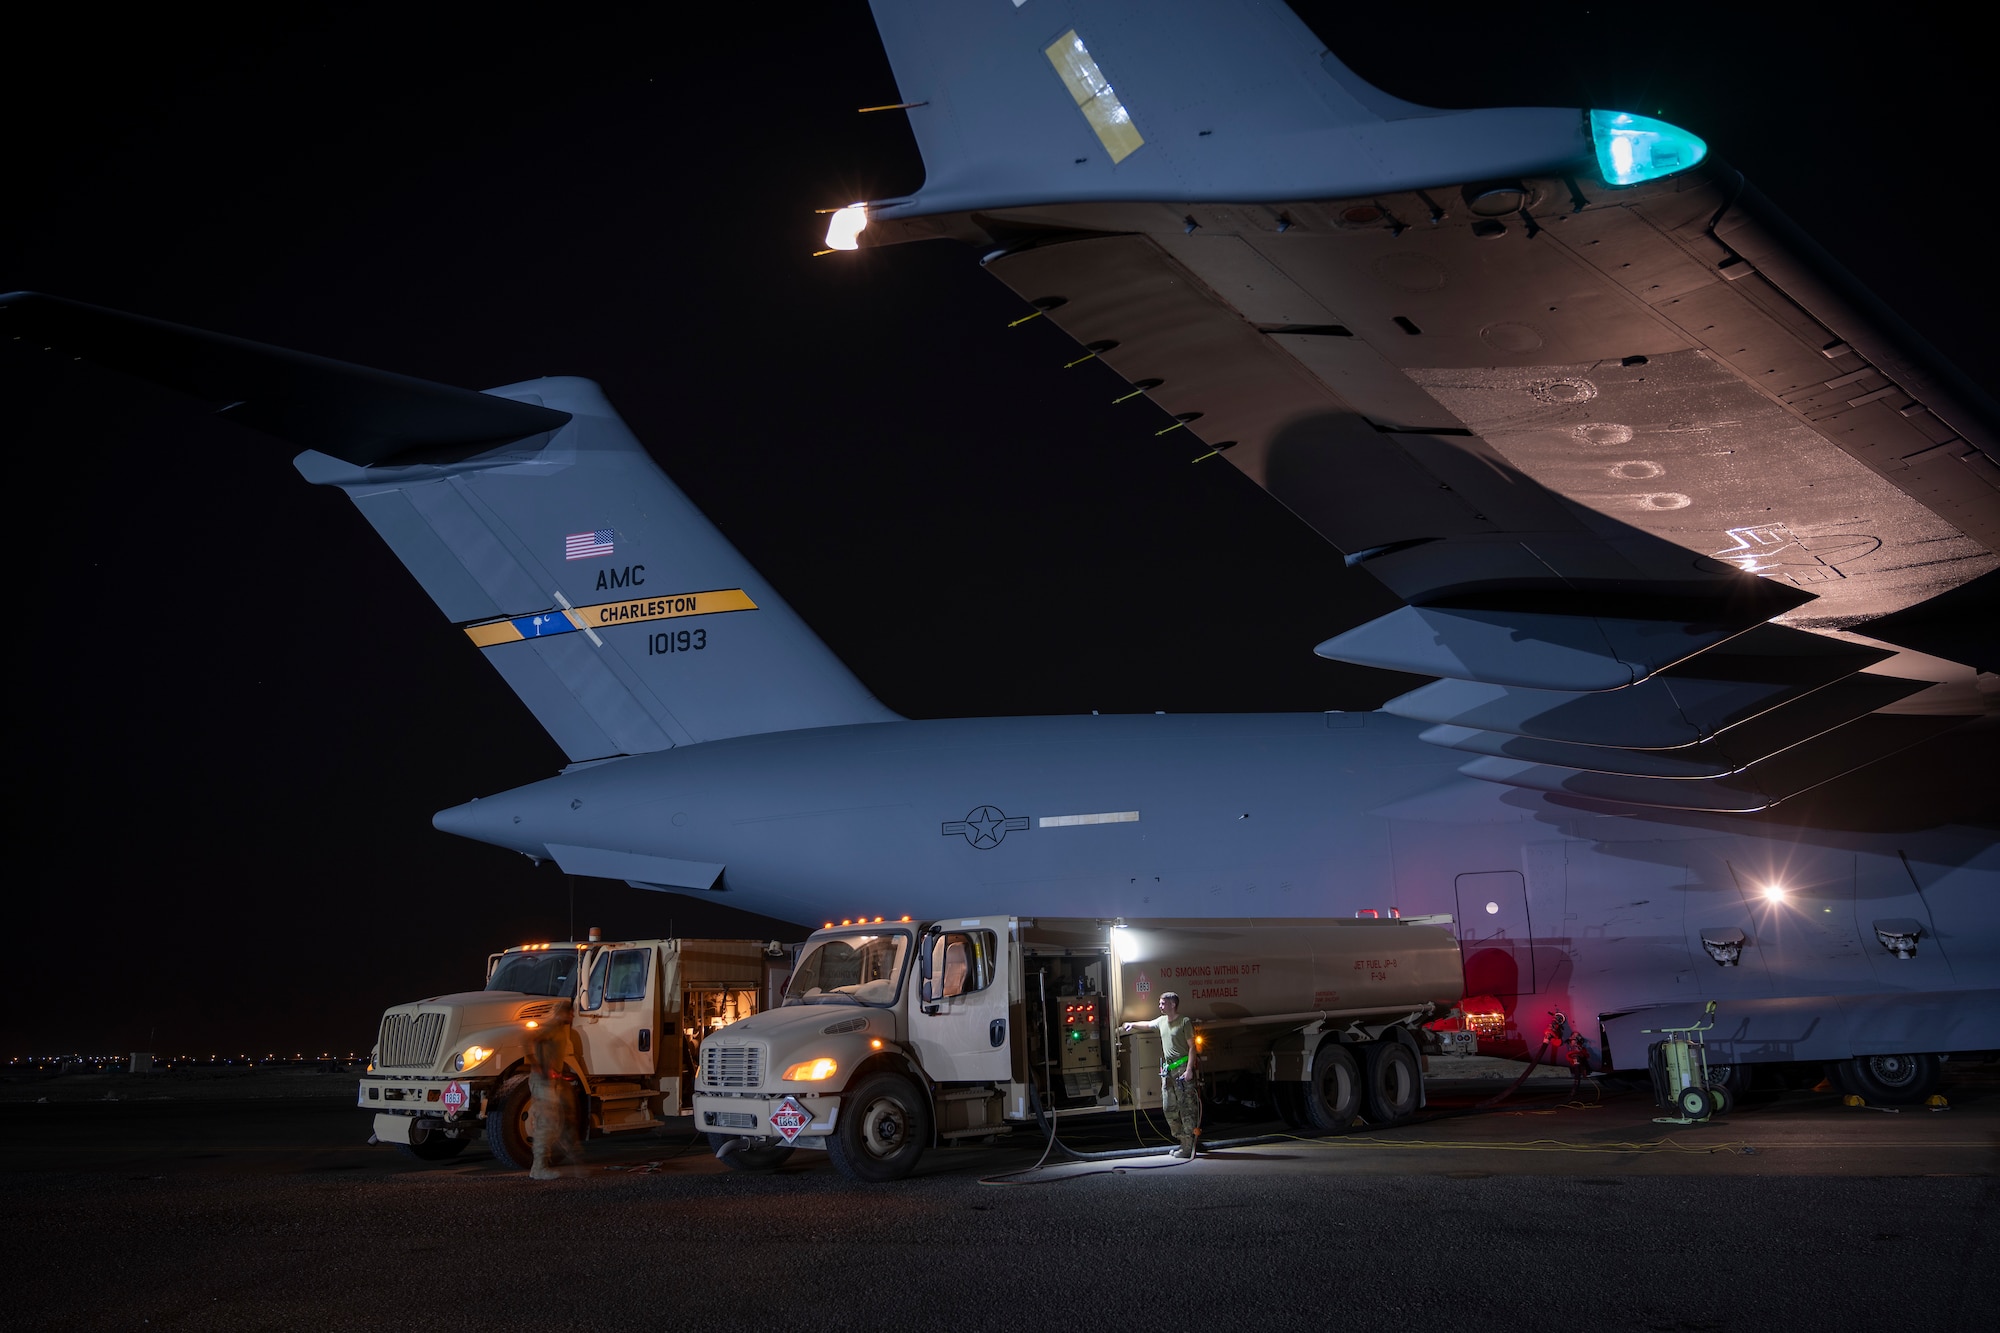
<box><xmin>1835</xmin><ymin>1053</ymin><xmax>1941</xmax><ymax>1105</ymax></box>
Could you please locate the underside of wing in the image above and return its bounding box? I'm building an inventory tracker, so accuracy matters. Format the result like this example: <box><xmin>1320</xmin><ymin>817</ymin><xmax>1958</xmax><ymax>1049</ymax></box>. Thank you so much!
<box><xmin>854</xmin><ymin>0</ymin><xmax>1999</xmax><ymax>811</ymax></box>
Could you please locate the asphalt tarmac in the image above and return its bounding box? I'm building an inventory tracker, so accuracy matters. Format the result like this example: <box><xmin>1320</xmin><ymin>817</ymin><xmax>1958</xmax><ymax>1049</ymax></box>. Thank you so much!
<box><xmin>4</xmin><ymin>1068</ymin><xmax>1994</xmax><ymax>1332</ymax></box>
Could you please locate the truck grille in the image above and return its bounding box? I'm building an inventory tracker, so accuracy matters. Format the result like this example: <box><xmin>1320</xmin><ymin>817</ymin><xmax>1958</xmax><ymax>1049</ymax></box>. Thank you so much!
<box><xmin>703</xmin><ymin>1044</ymin><xmax>762</xmax><ymax>1089</ymax></box>
<box><xmin>377</xmin><ymin>1011</ymin><xmax>447</xmax><ymax>1069</ymax></box>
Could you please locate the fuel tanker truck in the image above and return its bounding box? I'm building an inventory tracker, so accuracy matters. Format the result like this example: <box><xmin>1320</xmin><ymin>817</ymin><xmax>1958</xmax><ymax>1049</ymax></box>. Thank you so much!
<box><xmin>692</xmin><ymin>914</ymin><xmax>1468</xmax><ymax>1181</ymax></box>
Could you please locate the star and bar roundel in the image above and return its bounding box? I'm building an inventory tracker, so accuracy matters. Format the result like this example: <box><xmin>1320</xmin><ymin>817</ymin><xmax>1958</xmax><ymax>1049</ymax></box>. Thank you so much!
<box><xmin>941</xmin><ymin>805</ymin><xmax>1031</xmax><ymax>849</ymax></box>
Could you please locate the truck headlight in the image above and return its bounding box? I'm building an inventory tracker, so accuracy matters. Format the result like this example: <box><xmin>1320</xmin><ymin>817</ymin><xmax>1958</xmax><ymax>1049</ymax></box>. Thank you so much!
<box><xmin>453</xmin><ymin>1045</ymin><xmax>494</xmax><ymax>1072</ymax></box>
<box><xmin>781</xmin><ymin>1057</ymin><xmax>839</xmax><ymax>1082</ymax></box>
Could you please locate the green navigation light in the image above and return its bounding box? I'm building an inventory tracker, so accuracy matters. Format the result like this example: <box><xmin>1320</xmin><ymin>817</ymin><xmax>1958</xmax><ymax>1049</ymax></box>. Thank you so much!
<box><xmin>1590</xmin><ymin>110</ymin><xmax>1707</xmax><ymax>186</ymax></box>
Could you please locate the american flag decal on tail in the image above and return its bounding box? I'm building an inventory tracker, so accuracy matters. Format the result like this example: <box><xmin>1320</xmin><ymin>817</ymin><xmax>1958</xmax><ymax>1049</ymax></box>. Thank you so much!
<box><xmin>565</xmin><ymin>529</ymin><xmax>615</xmax><ymax>560</ymax></box>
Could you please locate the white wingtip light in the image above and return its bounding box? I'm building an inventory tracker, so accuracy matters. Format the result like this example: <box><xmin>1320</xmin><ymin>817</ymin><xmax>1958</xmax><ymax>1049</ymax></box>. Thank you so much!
<box><xmin>824</xmin><ymin>203</ymin><xmax>869</xmax><ymax>251</ymax></box>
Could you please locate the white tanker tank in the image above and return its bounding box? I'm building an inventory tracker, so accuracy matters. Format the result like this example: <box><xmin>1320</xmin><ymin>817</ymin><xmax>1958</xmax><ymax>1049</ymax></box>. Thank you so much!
<box><xmin>1093</xmin><ymin>916</ymin><xmax>1464</xmax><ymax>1024</ymax></box>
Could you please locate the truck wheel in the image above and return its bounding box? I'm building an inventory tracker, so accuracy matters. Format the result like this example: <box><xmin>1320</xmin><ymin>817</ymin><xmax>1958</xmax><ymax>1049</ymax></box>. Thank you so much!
<box><xmin>713</xmin><ymin>1137</ymin><xmax>796</xmax><ymax>1172</ymax></box>
<box><xmin>1304</xmin><ymin>1043</ymin><xmax>1361</xmax><ymax>1132</ymax></box>
<box><xmin>485</xmin><ymin>1077</ymin><xmax>534</xmax><ymax>1171</ymax></box>
<box><xmin>1838</xmin><ymin>1053</ymin><xmax>1940</xmax><ymax>1105</ymax></box>
<box><xmin>1362</xmin><ymin>1041</ymin><xmax>1422</xmax><ymax>1127</ymax></box>
<box><xmin>826</xmin><ymin>1072</ymin><xmax>930</xmax><ymax>1183</ymax></box>
<box><xmin>397</xmin><ymin>1124</ymin><xmax>468</xmax><ymax>1162</ymax></box>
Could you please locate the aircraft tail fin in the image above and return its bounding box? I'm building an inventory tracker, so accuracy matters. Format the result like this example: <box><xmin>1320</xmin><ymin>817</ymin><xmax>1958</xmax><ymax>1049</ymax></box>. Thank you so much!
<box><xmin>3</xmin><ymin>291</ymin><xmax>898</xmax><ymax>760</ymax></box>
<box><xmin>295</xmin><ymin>377</ymin><xmax>900</xmax><ymax>759</ymax></box>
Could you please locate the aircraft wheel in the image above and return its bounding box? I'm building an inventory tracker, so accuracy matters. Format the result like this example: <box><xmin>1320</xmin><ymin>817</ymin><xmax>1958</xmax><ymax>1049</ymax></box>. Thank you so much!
<box><xmin>397</xmin><ymin>1123</ymin><xmax>468</xmax><ymax>1162</ymax></box>
<box><xmin>1304</xmin><ymin>1043</ymin><xmax>1361</xmax><ymax>1132</ymax></box>
<box><xmin>1676</xmin><ymin>1085</ymin><xmax>1713</xmax><ymax>1120</ymax></box>
<box><xmin>714</xmin><ymin>1137</ymin><xmax>795</xmax><ymax>1172</ymax></box>
<box><xmin>1362</xmin><ymin>1041</ymin><xmax>1422</xmax><ymax>1127</ymax></box>
<box><xmin>486</xmin><ymin>1077</ymin><xmax>534</xmax><ymax>1170</ymax></box>
<box><xmin>1708</xmin><ymin>1062</ymin><xmax>1755</xmax><ymax>1100</ymax></box>
<box><xmin>826</xmin><ymin>1073</ymin><xmax>930</xmax><ymax>1182</ymax></box>
<box><xmin>1838</xmin><ymin>1053</ymin><xmax>1940</xmax><ymax>1105</ymax></box>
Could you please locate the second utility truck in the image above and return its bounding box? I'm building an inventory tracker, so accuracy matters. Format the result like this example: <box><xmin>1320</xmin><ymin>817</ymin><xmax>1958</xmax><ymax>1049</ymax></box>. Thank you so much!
<box><xmin>362</xmin><ymin>933</ymin><xmax>787</xmax><ymax>1167</ymax></box>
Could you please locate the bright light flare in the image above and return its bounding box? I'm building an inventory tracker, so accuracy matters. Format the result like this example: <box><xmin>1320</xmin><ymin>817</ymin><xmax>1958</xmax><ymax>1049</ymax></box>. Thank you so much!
<box><xmin>1761</xmin><ymin>883</ymin><xmax>1788</xmax><ymax>903</ymax></box>
<box><xmin>824</xmin><ymin>203</ymin><xmax>868</xmax><ymax>251</ymax></box>
<box><xmin>782</xmin><ymin>1057</ymin><xmax>840</xmax><ymax>1081</ymax></box>
<box><xmin>1590</xmin><ymin>109</ymin><xmax>1707</xmax><ymax>187</ymax></box>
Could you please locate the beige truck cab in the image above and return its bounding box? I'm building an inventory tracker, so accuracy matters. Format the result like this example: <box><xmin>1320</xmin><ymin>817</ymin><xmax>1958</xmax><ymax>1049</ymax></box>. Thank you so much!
<box><xmin>693</xmin><ymin>914</ymin><xmax>1466</xmax><ymax>1182</ymax></box>
<box><xmin>361</xmin><ymin>933</ymin><xmax>787</xmax><ymax>1168</ymax></box>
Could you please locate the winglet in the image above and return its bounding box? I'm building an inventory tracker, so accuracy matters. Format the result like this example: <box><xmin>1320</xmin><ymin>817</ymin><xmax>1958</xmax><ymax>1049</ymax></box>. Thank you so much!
<box><xmin>863</xmin><ymin>0</ymin><xmax>1588</xmax><ymax>216</ymax></box>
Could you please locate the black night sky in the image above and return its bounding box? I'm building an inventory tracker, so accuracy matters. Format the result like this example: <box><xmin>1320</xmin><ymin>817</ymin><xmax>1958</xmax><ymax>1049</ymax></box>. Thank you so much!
<box><xmin>5</xmin><ymin>5</ymin><xmax>1987</xmax><ymax>1057</ymax></box>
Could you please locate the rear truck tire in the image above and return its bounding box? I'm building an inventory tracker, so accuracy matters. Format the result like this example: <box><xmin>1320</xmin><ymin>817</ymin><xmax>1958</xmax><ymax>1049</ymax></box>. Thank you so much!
<box><xmin>1838</xmin><ymin>1053</ymin><xmax>1940</xmax><ymax>1105</ymax></box>
<box><xmin>1677</xmin><ymin>1085</ymin><xmax>1713</xmax><ymax>1120</ymax></box>
<box><xmin>1362</xmin><ymin>1041</ymin><xmax>1422</xmax><ymax>1127</ymax></box>
<box><xmin>1304</xmin><ymin>1042</ymin><xmax>1362</xmax><ymax>1132</ymax></box>
<box><xmin>826</xmin><ymin>1072</ymin><xmax>930</xmax><ymax>1183</ymax></box>
<box><xmin>486</xmin><ymin>1076</ymin><xmax>534</xmax><ymax>1171</ymax></box>
<box><xmin>712</xmin><ymin>1136</ymin><xmax>795</xmax><ymax>1172</ymax></box>
<box><xmin>397</xmin><ymin>1123</ymin><xmax>469</xmax><ymax>1162</ymax></box>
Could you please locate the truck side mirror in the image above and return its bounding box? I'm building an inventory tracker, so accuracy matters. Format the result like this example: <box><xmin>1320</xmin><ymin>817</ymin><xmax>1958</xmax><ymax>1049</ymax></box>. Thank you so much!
<box><xmin>919</xmin><ymin>932</ymin><xmax>940</xmax><ymax>1009</ymax></box>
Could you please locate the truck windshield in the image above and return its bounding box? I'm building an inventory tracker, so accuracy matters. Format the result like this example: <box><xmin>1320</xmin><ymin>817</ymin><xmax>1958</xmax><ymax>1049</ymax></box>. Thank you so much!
<box><xmin>486</xmin><ymin>950</ymin><xmax>581</xmax><ymax>998</ymax></box>
<box><xmin>784</xmin><ymin>932</ymin><xmax>909</xmax><ymax>1007</ymax></box>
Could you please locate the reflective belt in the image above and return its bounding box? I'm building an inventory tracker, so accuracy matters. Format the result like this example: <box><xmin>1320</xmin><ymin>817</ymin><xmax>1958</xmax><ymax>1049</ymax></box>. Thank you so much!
<box><xmin>1162</xmin><ymin>1056</ymin><xmax>1188</xmax><ymax>1073</ymax></box>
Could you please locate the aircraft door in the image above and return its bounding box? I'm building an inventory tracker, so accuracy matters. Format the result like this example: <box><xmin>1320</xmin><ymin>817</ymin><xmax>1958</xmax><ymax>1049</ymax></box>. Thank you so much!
<box><xmin>1455</xmin><ymin>871</ymin><xmax>1536</xmax><ymax>996</ymax></box>
<box><xmin>573</xmin><ymin>945</ymin><xmax>658</xmax><ymax>1078</ymax></box>
<box><xmin>910</xmin><ymin>917</ymin><xmax>1014</xmax><ymax>1084</ymax></box>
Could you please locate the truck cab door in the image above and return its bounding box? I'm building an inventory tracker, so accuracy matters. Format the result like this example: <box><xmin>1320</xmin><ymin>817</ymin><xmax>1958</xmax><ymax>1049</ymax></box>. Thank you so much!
<box><xmin>909</xmin><ymin>917</ymin><xmax>1014</xmax><ymax>1084</ymax></box>
<box><xmin>573</xmin><ymin>945</ymin><xmax>658</xmax><ymax>1078</ymax></box>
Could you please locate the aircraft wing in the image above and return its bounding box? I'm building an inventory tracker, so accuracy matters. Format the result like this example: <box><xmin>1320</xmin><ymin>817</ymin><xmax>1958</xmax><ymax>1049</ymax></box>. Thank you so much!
<box><xmin>847</xmin><ymin>0</ymin><xmax>1998</xmax><ymax>813</ymax></box>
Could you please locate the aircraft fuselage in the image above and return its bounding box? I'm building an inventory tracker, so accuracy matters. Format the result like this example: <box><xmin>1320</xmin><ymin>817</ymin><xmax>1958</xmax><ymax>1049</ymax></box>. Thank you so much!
<box><xmin>436</xmin><ymin>711</ymin><xmax>1999</xmax><ymax>1067</ymax></box>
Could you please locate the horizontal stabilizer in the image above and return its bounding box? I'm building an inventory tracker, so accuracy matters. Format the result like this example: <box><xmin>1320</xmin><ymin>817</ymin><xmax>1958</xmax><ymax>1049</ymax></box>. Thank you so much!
<box><xmin>1</xmin><ymin>291</ymin><xmax>569</xmax><ymax>464</ymax></box>
<box><xmin>1315</xmin><ymin>605</ymin><xmax>1748</xmax><ymax>692</ymax></box>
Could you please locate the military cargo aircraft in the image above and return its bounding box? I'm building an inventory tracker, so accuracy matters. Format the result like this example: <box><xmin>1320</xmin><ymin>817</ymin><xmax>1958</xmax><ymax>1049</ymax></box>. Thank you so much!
<box><xmin>5</xmin><ymin>0</ymin><xmax>1993</xmax><ymax>1101</ymax></box>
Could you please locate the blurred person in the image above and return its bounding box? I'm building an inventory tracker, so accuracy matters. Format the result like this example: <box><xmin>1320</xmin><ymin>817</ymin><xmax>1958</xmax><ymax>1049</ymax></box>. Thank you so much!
<box><xmin>526</xmin><ymin>1000</ymin><xmax>581</xmax><ymax>1179</ymax></box>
